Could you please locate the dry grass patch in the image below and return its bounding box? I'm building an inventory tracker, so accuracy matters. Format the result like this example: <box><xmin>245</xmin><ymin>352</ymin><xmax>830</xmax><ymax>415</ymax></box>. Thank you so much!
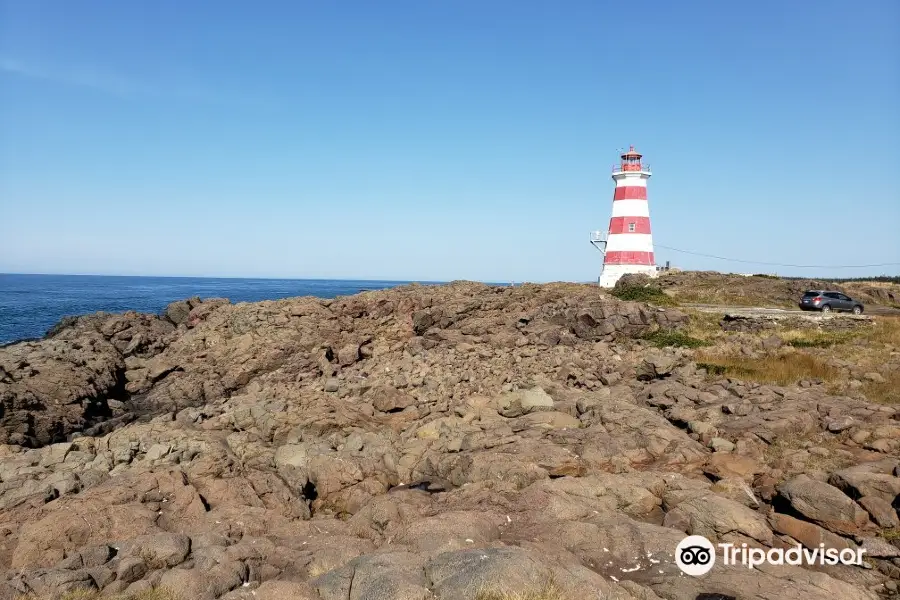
<box><xmin>825</xmin><ymin>315</ymin><xmax>899</xmax><ymax>403</ymax></box>
<box><xmin>788</xmin><ymin>314</ymin><xmax>898</xmax><ymax>349</ymax></box>
<box><xmin>694</xmin><ymin>315</ymin><xmax>900</xmax><ymax>404</ymax></box>
<box><xmin>475</xmin><ymin>579</ymin><xmax>568</xmax><ymax>600</ymax></box>
<box><xmin>684</xmin><ymin>309</ymin><xmax>897</xmax><ymax>343</ymax></box>
<box><xmin>860</xmin><ymin>370</ymin><xmax>900</xmax><ymax>405</ymax></box>
<box><xmin>666</xmin><ymin>287</ymin><xmax>795</xmax><ymax>309</ymax></box>
<box><xmin>682</xmin><ymin>310</ymin><xmax>726</xmax><ymax>341</ymax></box>
<box><xmin>696</xmin><ymin>351</ymin><xmax>840</xmax><ymax>387</ymax></box>
<box><xmin>863</xmin><ymin>315</ymin><xmax>900</xmax><ymax>345</ymax></box>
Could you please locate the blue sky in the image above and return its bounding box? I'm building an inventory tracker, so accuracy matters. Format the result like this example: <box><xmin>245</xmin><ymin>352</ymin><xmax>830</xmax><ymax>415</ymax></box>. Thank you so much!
<box><xmin>1</xmin><ymin>0</ymin><xmax>898</xmax><ymax>282</ymax></box>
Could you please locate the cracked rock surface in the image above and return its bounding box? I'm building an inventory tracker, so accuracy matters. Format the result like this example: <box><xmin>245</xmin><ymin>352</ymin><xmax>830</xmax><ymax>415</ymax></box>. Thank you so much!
<box><xmin>0</xmin><ymin>282</ymin><xmax>897</xmax><ymax>599</ymax></box>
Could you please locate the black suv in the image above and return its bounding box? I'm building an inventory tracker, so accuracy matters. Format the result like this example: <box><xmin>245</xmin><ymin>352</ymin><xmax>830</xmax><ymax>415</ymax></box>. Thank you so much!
<box><xmin>799</xmin><ymin>290</ymin><xmax>864</xmax><ymax>314</ymax></box>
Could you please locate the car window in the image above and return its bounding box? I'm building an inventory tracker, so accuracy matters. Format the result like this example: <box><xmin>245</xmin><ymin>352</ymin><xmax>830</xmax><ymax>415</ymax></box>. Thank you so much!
<box><xmin>802</xmin><ymin>291</ymin><xmax>819</xmax><ymax>297</ymax></box>
<box><xmin>825</xmin><ymin>293</ymin><xmax>841</xmax><ymax>299</ymax></box>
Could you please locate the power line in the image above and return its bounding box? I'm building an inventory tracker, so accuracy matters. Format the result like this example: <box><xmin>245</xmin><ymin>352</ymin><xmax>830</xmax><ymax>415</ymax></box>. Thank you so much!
<box><xmin>654</xmin><ymin>243</ymin><xmax>900</xmax><ymax>269</ymax></box>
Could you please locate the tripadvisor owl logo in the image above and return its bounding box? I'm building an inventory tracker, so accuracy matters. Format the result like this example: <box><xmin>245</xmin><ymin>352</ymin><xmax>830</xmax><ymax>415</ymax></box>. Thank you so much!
<box><xmin>675</xmin><ymin>535</ymin><xmax>868</xmax><ymax>576</ymax></box>
<box><xmin>675</xmin><ymin>535</ymin><xmax>716</xmax><ymax>576</ymax></box>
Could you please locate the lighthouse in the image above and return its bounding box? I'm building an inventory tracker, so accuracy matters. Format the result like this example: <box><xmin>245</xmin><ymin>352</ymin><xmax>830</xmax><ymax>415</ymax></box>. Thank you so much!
<box><xmin>592</xmin><ymin>146</ymin><xmax>658</xmax><ymax>288</ymax></box>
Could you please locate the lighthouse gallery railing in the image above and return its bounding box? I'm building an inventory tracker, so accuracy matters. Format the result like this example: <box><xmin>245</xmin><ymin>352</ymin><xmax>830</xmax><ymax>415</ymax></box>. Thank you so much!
<box><xmin>611</xmin><ymin>165</ymin><xmax>652</xmax><ymax>174</ymax></box>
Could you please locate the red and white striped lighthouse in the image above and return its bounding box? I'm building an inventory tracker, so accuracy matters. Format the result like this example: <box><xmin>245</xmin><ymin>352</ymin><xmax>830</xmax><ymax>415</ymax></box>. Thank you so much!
<box><xmin>596</xmin><ymin>146</ymin><xmax>657</xmax><ymax>288</ymax></box>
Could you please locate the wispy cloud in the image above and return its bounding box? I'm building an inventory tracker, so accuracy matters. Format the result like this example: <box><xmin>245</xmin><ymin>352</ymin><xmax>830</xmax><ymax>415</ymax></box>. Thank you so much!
<box><xmin>0</xmin><ymin>57</ymin><xmax>274</xmax><ymax>108</ymax></box>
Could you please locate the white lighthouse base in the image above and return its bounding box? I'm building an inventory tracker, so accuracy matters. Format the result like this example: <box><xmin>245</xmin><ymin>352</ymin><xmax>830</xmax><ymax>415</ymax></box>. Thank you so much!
<box><xmin>598</xmin><ymin>264</ymin><xmax>658</xmax><ymax>289</ymax></box>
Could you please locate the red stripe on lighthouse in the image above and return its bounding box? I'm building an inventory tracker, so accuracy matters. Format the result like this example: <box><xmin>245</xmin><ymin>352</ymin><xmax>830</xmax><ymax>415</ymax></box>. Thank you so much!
<box><xmin>613</xmin><ymin>186</ymin><xmax>647</xmax><ymax>201</ymax></box>
<box><xmin>608</xmin><ymin>216</ymin><xmax>651</xmax><ymax>234</ymax></box>
<box><xmin>603</xmin><ymin>251</ymin><xmax>655</xmax><ymax>265</ymax></box>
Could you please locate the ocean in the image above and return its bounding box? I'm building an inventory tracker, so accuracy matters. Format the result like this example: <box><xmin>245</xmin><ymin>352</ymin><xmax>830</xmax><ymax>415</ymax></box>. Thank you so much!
<box><xmin>0</xmin><ymin>274</ymin><xmax>435</xmax><ymax>345</ymax></box>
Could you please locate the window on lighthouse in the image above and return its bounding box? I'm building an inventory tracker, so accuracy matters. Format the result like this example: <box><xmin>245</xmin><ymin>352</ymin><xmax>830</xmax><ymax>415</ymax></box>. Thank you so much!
<box><xmin>628</xmin><ymin>222</ymin><xmax>636</xmax><ymax>232</ymax></box>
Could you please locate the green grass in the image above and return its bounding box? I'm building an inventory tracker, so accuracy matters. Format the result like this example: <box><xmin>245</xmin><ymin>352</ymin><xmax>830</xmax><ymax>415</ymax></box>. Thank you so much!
<box><xmin>697</xmin><ymin>362</ymin><xmax>727</xmax><ymax>376</ymax></box>
<box><xmin>642</xmin><ymin>330</ymin><xmax>708</xmax><ymax>348</ymax></box>
<box><xmin>786</xmin><ymin>335</ymin><xmax>850</xmax><ymax>348</ymax></box>
<box><xmin>787</xmin><ymin>339</ymin><xmax>834</xmax><ymax>348</ymax></box>
<box><xmin>610</xmin><ymin>283</ymin><xmax>676</xmax><ymax>306</ymax></box>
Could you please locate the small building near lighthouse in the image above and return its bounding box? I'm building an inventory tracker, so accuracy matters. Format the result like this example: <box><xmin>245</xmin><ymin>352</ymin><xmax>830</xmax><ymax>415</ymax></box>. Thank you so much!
<box><xmin>591</xmin><ymin>146</ymin><xmax>658</xmax><ymax>288</ymax></box>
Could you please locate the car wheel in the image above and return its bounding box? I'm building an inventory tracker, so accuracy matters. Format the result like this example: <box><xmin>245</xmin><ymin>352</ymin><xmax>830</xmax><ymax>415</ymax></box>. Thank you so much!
<box><xmin>852</xmin><ymin>305</ymin><xmax>863</xmax><ymax>315</ymax></box>
<box><xmin>820</xmin><ymin>304</ymin><xmax>832</xmax><ymax>314</ymax></box>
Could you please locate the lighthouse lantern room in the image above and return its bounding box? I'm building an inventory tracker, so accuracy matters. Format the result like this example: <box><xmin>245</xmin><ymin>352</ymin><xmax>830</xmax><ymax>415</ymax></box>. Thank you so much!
<box><xmin>593</xmin><ymin>146</ymin><xmax>658</xmax><ymax>288</ymax></box>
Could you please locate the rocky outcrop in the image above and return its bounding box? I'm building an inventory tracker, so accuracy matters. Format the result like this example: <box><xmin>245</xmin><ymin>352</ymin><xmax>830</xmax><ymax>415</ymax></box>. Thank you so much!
<box><xmin>0</xmin><ymin>311</ymin><xmax>180</xmax><ymax>447</ymax></box>
<box><xmin>0</xmin><ymin>282</ymin><xmax>897</xmax><ymax>599</ymax></box>
<box><xmin>0</xmin><ymin>300</ymin><xmax>231</xmax><ymax>448</ymax></box>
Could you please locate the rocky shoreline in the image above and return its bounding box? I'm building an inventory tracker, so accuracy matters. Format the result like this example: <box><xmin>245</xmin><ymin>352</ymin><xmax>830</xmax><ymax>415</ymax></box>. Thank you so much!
<box><xmin>0</xmin><ymin>281</ymin><xmax>897</xmax><ymax>599</ymax></box>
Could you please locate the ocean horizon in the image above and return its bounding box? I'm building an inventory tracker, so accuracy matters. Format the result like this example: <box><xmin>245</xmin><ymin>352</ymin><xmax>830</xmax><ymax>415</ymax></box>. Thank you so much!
<box><xmin>0</xmin><ymin>273</ymin><xmax>459</xmax><ymax>345</ymax></box>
